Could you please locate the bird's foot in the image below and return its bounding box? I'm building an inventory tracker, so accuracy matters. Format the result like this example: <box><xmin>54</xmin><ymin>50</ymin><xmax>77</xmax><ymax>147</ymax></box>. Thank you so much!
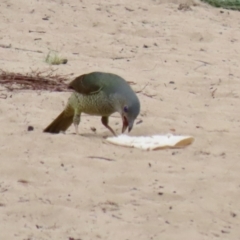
<box><xmin>74</xmin><ymin>124</ymin><xmax>79</xmax><ymax>135</ymax></box>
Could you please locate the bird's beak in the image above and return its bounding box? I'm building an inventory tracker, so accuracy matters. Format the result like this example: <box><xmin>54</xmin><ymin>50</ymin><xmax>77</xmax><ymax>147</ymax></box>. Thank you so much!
<box><xmin>121</xmin><ymin>115</ymin><xmax>128</xmax><ymax>133</ymax></box>
<box><xmin>128</xmin><ymin>120</ymin><xmax>134</xmax><ymax>133</ymax></box>
<box><xmin>121</xmin><ymin>115</ymin><xmax>134</xmax><ymax>133</ymax></box>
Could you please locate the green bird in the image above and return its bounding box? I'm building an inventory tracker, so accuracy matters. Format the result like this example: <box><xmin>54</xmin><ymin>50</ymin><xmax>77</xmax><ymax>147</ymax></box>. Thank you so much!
<box><xmin>43</xmin><ymin>71</ymin><xmax>140</xmax><ymax>136</ymax></box>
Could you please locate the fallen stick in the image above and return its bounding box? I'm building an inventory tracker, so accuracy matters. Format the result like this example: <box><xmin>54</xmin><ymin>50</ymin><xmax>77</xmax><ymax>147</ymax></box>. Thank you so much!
<box><xmin>87</xmin><ymin>156</ymin><xmax>115</xmax><ymax>161</ymax></box>
<box><xmin>0</xmin><ymin>44</ymin><xmax>11</xmax><ymax>49</ymax></box>
<box><xmin>14</xmin><ymin>47</ymin><xmax>43</xmax><ymax>53</ymax></box>
<box><xmin>29</xmin><ymin>30</ymin><xmax>46</xmax><ymax>33</ymax></box>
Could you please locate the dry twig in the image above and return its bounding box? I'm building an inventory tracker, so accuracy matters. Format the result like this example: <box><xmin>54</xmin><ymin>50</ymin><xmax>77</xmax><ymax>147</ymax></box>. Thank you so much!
<box><xmin>0</xmin><ymin>44</ymin><xmax>11</xmax><ymax>49</ymax></box>
<box><xmin>87</xmin><ymin>156</ymin><xmax>115</xmax><ymax>161</ymax></box>
<box><xmin>211</xmin><ymin>88</ymin><xmax>217</xmax><ymax>98</ymax></box>
<box><xmin>0</xmin><ymin>93</ymin><xmax>7</xmax><ymax>99</ymax></box>
<box><xmin>136</xmin><ymin>82</ymin><xmax>149</xmax><ymax>93</ymax></box>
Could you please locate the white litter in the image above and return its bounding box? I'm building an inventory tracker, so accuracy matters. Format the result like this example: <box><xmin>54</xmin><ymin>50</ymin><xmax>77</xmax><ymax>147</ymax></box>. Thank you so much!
<box><xmin>106</xmin><ymin>134</ymin><xmax>194</xmax><ymax>151</ymax></box>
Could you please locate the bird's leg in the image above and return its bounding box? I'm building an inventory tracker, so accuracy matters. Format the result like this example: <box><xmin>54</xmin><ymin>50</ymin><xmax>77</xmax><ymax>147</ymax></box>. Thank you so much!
<box><xmin>73</xmin><ymin>111</ymin><xmax>81</xmax><ymax>135</ymax></box>
<box><xmin>101</xmin><ymin>116</ymin><xmax>116</xmax><ymax>136</ymax></box>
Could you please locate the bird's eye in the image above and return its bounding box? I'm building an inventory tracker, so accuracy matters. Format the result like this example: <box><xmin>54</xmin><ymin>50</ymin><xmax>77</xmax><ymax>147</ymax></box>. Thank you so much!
<box><xmin>123</xmin><ymin>106</ymin><xmax>128</xmax><ymax>112</ymax></box>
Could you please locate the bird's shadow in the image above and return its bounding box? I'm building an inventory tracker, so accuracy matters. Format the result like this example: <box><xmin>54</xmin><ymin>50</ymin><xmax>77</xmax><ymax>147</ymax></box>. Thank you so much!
<box><xmin>69</xmin><ymin>132</ymin><xmax>114</xmax><ymax>139</ymax></box>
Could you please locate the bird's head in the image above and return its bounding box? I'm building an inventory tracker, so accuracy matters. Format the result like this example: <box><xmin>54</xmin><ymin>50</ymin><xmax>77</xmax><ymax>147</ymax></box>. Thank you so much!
<box><xmin>120</xmin><ymin>100</ymin><xmax>140</xmax><ymax>133</ymax></box>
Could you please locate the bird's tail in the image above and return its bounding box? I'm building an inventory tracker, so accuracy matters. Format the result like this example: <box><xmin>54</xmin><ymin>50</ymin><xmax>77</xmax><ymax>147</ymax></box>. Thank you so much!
<box><xmin>43</xmin><ymin>108</ymin><xmax>74</xmax><ymax>134</ymax></box>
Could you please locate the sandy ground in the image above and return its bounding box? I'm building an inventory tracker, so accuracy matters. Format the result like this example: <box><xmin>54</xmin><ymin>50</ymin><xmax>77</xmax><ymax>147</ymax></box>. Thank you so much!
<box><xmin>0</xmin><ymin>0</ymin><xmax>240</xmax><ymax>239</ymax></box>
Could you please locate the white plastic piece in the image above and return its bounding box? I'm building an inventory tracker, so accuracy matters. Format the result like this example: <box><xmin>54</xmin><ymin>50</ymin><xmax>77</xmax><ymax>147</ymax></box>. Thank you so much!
<box><xmin>106</xmin><ymin>134</ymin><xmax>194</xmax><ymax>151</ymax></box>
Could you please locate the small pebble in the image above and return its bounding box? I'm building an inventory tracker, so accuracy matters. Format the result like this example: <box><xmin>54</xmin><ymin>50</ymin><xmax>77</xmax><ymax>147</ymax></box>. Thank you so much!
<box><xmin>28</xmin><ymin>126</ymin><xmax>34</xmax><ymax>131</ymax></box>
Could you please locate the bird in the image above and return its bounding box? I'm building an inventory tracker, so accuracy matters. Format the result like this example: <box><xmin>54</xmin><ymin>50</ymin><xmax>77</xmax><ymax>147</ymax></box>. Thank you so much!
<box><xmin>43</xmin><ymin>71</ymin><xmax>140</xmax><ymax>136</ymax></box>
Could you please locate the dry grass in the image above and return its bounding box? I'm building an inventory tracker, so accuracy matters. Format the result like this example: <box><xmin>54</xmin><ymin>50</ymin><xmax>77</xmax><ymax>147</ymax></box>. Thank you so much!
<box><xmin>0</xmin><ymin>68</ymin><xmax>72</xmax><ymax>92</ymax></box>
<box><xmin>45</xmin><ymin>51</ymin><xmax>68</xmax><ymax>65</ymax></box>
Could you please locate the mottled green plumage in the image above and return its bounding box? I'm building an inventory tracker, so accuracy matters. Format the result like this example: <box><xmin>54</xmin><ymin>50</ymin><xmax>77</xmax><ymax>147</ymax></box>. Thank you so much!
<box><xmin>200</xmin><ymin>0</ymin><xmax>240</xmax><ymax>10</ymax></box>
<box><xmin>43</xmin><ymin>72</ymin><xmax>140</xmax><ymax>135</ymax></box>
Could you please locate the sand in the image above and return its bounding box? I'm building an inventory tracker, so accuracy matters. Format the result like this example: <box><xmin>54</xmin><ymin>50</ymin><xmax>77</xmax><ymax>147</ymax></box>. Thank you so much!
<box><xmin>0</xmin><ymin>0</ymin><xmax>240</xmax><ymax>239</ymax></box>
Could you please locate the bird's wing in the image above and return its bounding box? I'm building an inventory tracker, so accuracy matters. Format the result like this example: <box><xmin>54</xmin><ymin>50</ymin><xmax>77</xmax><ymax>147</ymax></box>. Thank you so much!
<box><xmin>68</xmin><ymin>73</ymin><xmax>103</xmax><ymax>95</ymax></box>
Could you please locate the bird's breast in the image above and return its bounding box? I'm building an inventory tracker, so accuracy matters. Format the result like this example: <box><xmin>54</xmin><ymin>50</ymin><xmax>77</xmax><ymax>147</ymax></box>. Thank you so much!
<box><xmin>68</xmin><ymin>92</ymin><xmax>116</xmax><ymax>116</ymax></box>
